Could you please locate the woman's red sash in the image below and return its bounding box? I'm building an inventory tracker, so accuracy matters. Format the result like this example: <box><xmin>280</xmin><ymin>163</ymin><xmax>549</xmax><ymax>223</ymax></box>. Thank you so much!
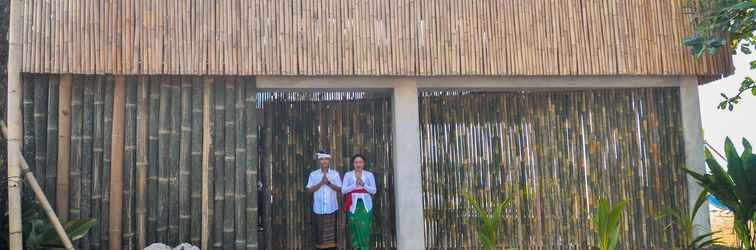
<box><xmin>344</xmin><ymin>189</ymin><xmax>369</xmax><ymax>212</ymax></box>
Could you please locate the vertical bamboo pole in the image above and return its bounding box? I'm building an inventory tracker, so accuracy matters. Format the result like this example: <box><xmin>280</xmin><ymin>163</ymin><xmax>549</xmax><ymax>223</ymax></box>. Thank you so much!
<box><xmin>91</xmin><ymin>77</ymin><xmax>104</xmax><ymax>250</ymax></box>
<box><xmin>136</xmin><ymin>76</ymin><xmax>150</xmax><ymax>249</ymax></box>
<box><xmin>102</xmin><ymin>77</ymin><xmax>115</xmax><ymax>248</ymax></box>
<box><xmin>244</xmin><ymin>78</ymin><xmax>258</xmax><ymax>249</ymax></box>
<box><xmin>122</xmin><ymin>77</ymin><xmax>138</xmax><ymax>249</ymax></box>
<box><xmin>178</xmin><ymin>77</ymin><xmax>192</xmax><ymax>243</ymax></box>
<box><xmin>147</xmin><ymin>78</ymin><xmax>160</xmax><ymax>244</ymax></box>
<box><xmin>22</xmin><ymin>75</ymin><xmax>34</xmax><ymax>181</ymax></box>
<box><xmin>109</xmin><ymin>76</ymin><xmax>126</xmax><ymax>250</ymax></box>
<box><xmin>46</xmin><ymin>75</ymin><xmax>59</xmax><ymax>207</ymax></box>
<box><xmin>69</xmin><ymin>77</ymin><xmax>84</xmax><ymax>231</ymax></box>
<box><xmin>234</xmin><ymin>81</ymin><xmax>247</xmax><ymax>250</ymax></box>
<box><xmin>201</xmin><ymin>78</ymin><xmax>212</xmax><ymax>250</ymax></box>
<box><xmin>168</xmin><ymin>78</ymin><xmax>181</xmax><ymax>245</ymax></box>
<box><xmin>157</xmin><ymin>79</ymin><xmax>171</xmax><ymax>243</ymax></box>
<box><xmin>212</xmin><ymin>81</ymin><xmax>226</xmax><ymax>249</ymax></box>
<box><xmin>6</xmin><ymin>0</ymin><xmax>24</xmax><ymax>242</ymax></box>
<box><xmin>33</xmin><ymin>75</ymin><xmax>49</xmax><ymax>196</ymax></box>
<box><xmin>223</xmin><ymin>80</ymin><xmax>238</xmax><ymax>249</ymax></box>
<box><xmin>81</xmin><ymin>77</ymin><xmax>95</xmax><ymax>250</ymax></box>
<box><xmin>190</xmin><ymin>78</ymin><xmax>203</xmax><ymax>246</ymax></box>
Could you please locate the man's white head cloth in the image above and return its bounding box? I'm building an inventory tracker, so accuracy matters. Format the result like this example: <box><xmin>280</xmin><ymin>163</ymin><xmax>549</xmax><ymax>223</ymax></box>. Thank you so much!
<box><xmin>316</xmin><ymin>152</ymin><xmax>331</xmax><ymax>160</ymax></box>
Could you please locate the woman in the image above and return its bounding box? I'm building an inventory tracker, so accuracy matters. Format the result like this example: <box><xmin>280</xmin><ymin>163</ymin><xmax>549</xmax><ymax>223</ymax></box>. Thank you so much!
<box><xmin>341</xmin><ymin>154</ymin><xmax>377</xmax><ymax>250</ymax></box>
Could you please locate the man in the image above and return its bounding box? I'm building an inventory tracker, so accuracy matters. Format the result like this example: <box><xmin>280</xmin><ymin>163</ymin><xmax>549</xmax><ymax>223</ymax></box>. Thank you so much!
<box><xmin>306</xmin><ymin>151</ymin><xmax>342</xmax><ymax>249</ymax></box>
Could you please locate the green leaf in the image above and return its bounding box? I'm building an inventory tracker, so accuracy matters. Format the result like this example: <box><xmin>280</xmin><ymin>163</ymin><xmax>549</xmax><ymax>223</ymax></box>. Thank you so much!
<box><xmin>691</xmin><ymin>191</ymin><xmax>708</xmax><ymax>222</ymax></box>
<box><xmin>741</xmin><ymin>44</ymin><xmax>752</xmax><ymax>54</ymax></box>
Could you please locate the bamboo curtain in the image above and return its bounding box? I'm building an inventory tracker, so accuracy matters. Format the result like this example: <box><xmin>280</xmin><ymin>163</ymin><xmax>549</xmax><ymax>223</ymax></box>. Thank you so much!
<box><xmin>418</xmin><ymin>89</ymin><xmax>689</xmax><ymax>249</ymax></box>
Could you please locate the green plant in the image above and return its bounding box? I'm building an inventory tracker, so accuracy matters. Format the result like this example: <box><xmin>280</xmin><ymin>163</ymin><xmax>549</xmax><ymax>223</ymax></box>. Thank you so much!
<box><xmin>1</xmin><ymin>199</ymin><xmax>96</xmax><ymax>250</ymax></box>
<box><xmin>592</xmin><ymin>198</ymin><xmax>627</xmax><ymax>250</ymax></box>
<box><xmin>656</xmin><ymin>191</ymin><xmax>722</xmax><ymax>249</ymax></box>
<box><xmin>462</xmin><ymin>191</ymin><xmax>513</xmax><ymax>250</ymax></box>
<box><xmin>683</xmin><ymin>0</ymin><xmax>755</xmax><ymax>111</ymax></box>
<box><xmin>686</xmin><ymin>137</ymin><xmax>756</xmax><ymax>249</ymax></box>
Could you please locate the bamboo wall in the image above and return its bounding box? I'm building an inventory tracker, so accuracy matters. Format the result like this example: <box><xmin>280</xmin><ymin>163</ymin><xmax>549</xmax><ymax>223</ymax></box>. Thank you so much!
<box><xmin>19</xmin><ymin>0</ymin><xmax>732</xmax><ymax>78</ymax></box>
<box><xmin>418</xmin><ymin>89</ymin><xmax>689</xmax><ymax>249</ymax></box>
<box><xmin>20</xmin><ymin>74</ymin><xmax>398</xmax><ymax>249</ymax></box>
<box><xmin>21</xmin><ymin>74</ymin><xmax>261</xmax><ymax>250</ymax></box>
<box><xmin>258</xmin><ymin>92</ymin><xmax>396</xmax><ymax>249</ymax></box>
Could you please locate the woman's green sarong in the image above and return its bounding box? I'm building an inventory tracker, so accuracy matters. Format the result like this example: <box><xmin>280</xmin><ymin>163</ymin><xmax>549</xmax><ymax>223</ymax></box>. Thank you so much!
<box><xmin>347</xmin><ymin>199</ymin><xmax>372</xmax><ymax>250</ymax></box>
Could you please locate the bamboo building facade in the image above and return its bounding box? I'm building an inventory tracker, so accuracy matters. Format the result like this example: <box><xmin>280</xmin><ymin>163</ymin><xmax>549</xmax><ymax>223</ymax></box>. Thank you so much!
<box><xmin>8</xmin><ymin>0</ymin><xmax>733</xmax><ymax>249</ymax></box>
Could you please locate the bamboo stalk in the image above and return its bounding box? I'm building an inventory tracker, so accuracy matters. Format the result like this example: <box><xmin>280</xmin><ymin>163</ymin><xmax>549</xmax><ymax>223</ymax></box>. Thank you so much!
<box><xmin>223</xmin><ymin>79</ymin><xmax>238</xmax><ymax>248</ymax></box>
<box><xmin>80</xmin><ymin>76</ymin><xmax>95</xmax><ymax>250</ymax></box>
<box><xmin>201</xmin><ymin>78</ymin><xmax>212</xmax><ymax>250</ymax></box>
<box><xmin>122</xmin><ymin>77</ymin><xmax>138</xmax><ymax>249</ymax></box>
<box><xmin>147</xmin><ymin>77</ymin><xmax>160</xmax><ymax>244</ymax></box>
<box><xmin>109</xmin><ymin>75</ymin><xmax>126</xmax><ymax>250</ymax></box>
<box><xmin>168</xmin><ymin>78</ymin><xmax>181</xmax><ymax>245</ymax></box>
<box><xmin>212</xmin><ymin>81</ymin><xmax>226</xmax><ymax>249</ymax></box>
<box><xmin>156</xmin><ymin>80</ymin><xmax>171</xmax><ymax>243</ymax></box>
<box><xmin>136</xmin><ymin>76</ymin><xmax>150</xmax><ymax>249</ymax></box>
<box><xmin>33</xmin><ymin>75</ymin><xmax>49</xmax><ymax>196</ymax></box>
<box><xmin>101</xmin><ymin>76</ymin><xmax>115</xmax><ymax>248</ymax></box>
<box><xmin>46</xmin><ymin>75</ymin><xmax>59</xmax><ymax>208</ymax></box>
<box><xmin>7</xmin><ymin>0</ymin><xmax>25</xmax><ymax>244</ymax></box>
<box><xmin>234</xmin><ymin>80</ymin><xmax>247</xmax><ymax>249</ymax></box>
<box><xmin>69</xmin><ymin>77</ymin><xmax>83</xmax><ymax>229</ymax></box>
<box><xmin>90</xmin><ymin>76</ymin><xmax>104</xmax><ymax>250</ymax></box>
<box><xmin>244</xmin><ymin>78</ymin><xmax>258</xmax><ymax>249</ymax></box>
<box><xmin>22</xmin><ymin>75</ymin><xmax>35</xmax><ymax>180</ymax></box>
<box><xmin>2</xmin><ymin>121</ymin><xmax>76</xmax><ymax>250</ymax></box>
<box><xmin>178</xmin><ymin>76</ymin><xmax>192</xmax><ymax>243</ymax></box>
<box><xmin>190</xmin><ymin>78</ymin><xmax>204</xmax><ymax>246</ymax></box>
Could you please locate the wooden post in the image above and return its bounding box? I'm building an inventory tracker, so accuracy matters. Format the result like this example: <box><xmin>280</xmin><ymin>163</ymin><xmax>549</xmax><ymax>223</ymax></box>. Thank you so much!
<box><xmin>7</xmin><ymin>0</ymin><xmax>25</xmax><ymax>248</ymax></box>
<box><xmin>109</xmin><ymin>76</ymin><xmax>126</xmax><ymax>250</ymax></box>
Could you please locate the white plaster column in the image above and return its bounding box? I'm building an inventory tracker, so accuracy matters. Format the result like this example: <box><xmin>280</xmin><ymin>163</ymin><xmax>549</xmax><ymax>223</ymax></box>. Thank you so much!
<box><xmin>391</xmin><ymin>79</ymin><xmax>426</xmax><ymax>250</ymax></box>
<box><xmin>679</xmin><ymin>76</ymin><xmax>711</xmax><ymax>237</ymax></box>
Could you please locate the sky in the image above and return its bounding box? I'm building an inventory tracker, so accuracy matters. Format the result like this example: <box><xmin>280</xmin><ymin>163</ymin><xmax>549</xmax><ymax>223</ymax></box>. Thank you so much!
<box><xmin>699</xmin><ymin>52</ymin><xmax>756</xmax><ymax>155</ymax></box>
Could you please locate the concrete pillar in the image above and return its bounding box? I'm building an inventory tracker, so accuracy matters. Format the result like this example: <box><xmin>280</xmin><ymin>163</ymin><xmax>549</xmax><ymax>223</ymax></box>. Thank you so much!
<box><xmin>391</xmin><ymin>79</ymin><xmax>426</xmax><ymax>250</ymax></box>
<box><xmin>679</xmin><ymin>76</ymin><xmax>711</xmax><ymax>237</ymax></box>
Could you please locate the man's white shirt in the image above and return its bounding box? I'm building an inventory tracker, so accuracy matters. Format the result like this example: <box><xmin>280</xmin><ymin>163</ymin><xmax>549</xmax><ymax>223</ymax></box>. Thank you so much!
<box><xmin>306</xmin><ymin>168</ymin><xmax>342</xmax><ymax>215</ymax></box>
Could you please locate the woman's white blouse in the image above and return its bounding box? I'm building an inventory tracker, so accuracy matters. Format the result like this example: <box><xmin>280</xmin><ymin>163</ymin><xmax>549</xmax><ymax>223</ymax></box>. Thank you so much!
<box><xmin>341</xmin><ymin>170</ymin><xmax>377</xmax><ymax>213</ymax></box>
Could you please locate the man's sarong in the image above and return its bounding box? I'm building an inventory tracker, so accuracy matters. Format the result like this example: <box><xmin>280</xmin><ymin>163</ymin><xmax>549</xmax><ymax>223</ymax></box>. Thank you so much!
<box><xmin>313</xmin><ymin>212</ymin><xmax>337</xmax><ymax>249</ymax></box>
<box><xmin>347</xmin><ymin>200</ymin><xmax>372</xmax><ymax>250</ymax></box>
